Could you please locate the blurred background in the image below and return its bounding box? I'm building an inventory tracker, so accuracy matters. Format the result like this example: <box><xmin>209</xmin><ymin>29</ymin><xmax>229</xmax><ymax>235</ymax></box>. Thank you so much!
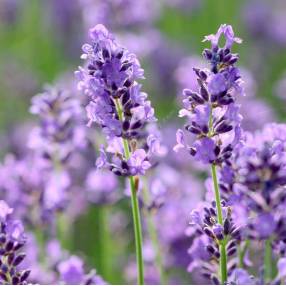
<box><xmin>0</xmin><ymin>0</ymin><xmax>286</xmax><ymax>284</ymax></box>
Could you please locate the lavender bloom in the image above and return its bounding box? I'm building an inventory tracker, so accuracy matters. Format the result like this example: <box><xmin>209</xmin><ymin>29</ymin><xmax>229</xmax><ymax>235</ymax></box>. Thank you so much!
<box><xmin>186</xmin><ymin>202</ymin><xmax>242</xmax><ymax>283</ymax></box>
<box><xmin>224</xmin><ymin>124</ymin><xmax>286</xmax><ymax>242</ymax></box>
<box><xmin>29</xmin><ymin>86</ymin><xmax>85</xmax><ymax>163</ymax></box>
<box><xmin>85</xmin><ymin>169</ymin><xmax>119</xmax><ymax>204</ymax></box>
<box><xmin>29</xmin><ymin>86</ymin><xmax>86</xmax><ymax>210</ymax></box>
<box><xmin>174</xmin><ymin>24</ymin><xmax>243</xmax><ymax>165</ymax></box>
<box><xmin>175</xmin><ymin>60</ymin><xmax>275</xmax><ymax>133</ymax></box>
<box><xmin>76</xmin><ymin>24</ymin><xmax>159</xmax><ymax>177</ymax></box>
<box><xmin>58</xmin><ymin>256</ymin><xmax>106</xmax><ymax>285</ymax></box>
<box><xmin>0</xmin><ymin>201</ymin><xmax>30</xmax><ymax>285</ymax></box>
<box><xmin>209</xmin><ymin>123</ymin><xmax>286</xmax><ymax>283</ymax></box>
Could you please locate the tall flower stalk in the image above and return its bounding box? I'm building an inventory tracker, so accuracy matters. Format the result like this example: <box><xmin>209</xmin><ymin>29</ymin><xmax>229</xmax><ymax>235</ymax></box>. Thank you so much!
<box><xmin>175</xmin><ymin>24</ymin><xmax>243</xmax><ymax>284</ymax></box>
<box><xmin>76</xmin><ymin>24</ymin><xmax>162</xmax><ymax>284</ymax></box>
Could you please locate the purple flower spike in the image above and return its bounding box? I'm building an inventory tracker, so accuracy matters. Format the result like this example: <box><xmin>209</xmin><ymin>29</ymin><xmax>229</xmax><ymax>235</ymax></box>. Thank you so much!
<box><xmin>222</xmin><ymin>123</ymin><xmax>286</xmax><ymax>242</ymax></box>
<box><xmin>175</xmin><ymin>24</ymin><xmax>242</xmax><ymax>165</ymax></box>
<box><xmin>29</xmin><ymin>86</ymin><xmax>86</xmax><ymax>211</ymax></box>
<box><xmin>76</xmin><ymin>24</ymin><xmax>162</xmax><ymax>177</ymax></box>
<box><xmin>0</xmin><ymin>201</ymin><xmax>30</xmax><ymax>284</ymax></box>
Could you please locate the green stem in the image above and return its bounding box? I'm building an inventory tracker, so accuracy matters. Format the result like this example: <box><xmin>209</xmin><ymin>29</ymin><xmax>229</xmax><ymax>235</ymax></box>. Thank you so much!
<box><xmin>209</xmin><ymin>104</ymin><xmax>227</xmax><ymax>283</ymax></box>
<box><xmin>238</xmin><ymin>240</ymin><xmax>249</xmax><ymax>268</ymax></box>
<box><xmin>57</xmin><ymin>212</ymin><xmax>72</xmax><ymax>250</ymax></box>
<box><xmin>129</xmin><ymin>176</ymin><xmax>145</xmax><ymax>285</ymax></box>
<box><xmin>211</xmin><ymin>164</ymin><xmax>223</xmax><ymax>225</ymax></box>
<box><xmin>115</xmin><ymin>98</ymin><xmax>144</xmax><ymax>284</ymax></box>
<box><xmin>211</xmin><ymin>160</ymin><xmax>227</xmax><ymax>284</ymax></box>
<box><xmin>96</xmin><ymin>206</ymin><xmax>112</xmax><ymax>280</ymax></box>
<box><xmin>264</xmin><ymin>239</ymin><xmax>273</xmax><ymax>283</ymax></box>
<box><xmin>142</xmin><ymin>185</ymin><xmax>167</xmax><ymax>284</ymax></box>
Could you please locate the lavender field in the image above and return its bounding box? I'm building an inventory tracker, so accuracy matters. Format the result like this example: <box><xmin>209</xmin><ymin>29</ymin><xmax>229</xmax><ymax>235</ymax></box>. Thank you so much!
<box><xmin>1</xmin><ymin>0</ymin><xmax>286</xmax><ymax>285</ymax></box>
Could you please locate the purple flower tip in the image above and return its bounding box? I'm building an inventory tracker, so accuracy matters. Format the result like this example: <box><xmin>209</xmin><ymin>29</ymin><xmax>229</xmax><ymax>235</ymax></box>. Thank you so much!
<box><xmin>174</xmin><ymin>129</ymin><xmax>185</xmax><ymax>152</ymax></box>
<box><xmin>0</xmin><ymin>200</ymin><xmax>13</xmax><ymax>221</ymax></box>
<box><xmin>203</xmin><ymin>24</ymin><xmax>242</xmax><ymax>49</ymax></box>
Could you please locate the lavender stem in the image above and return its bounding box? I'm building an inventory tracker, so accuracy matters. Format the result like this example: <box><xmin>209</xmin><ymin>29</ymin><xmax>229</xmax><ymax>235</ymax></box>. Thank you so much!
<box><xmin>209</xmin><ymin>104</ymin><xmax>227</xmax><ymax>283</ymax></box>
<box><xmin>264</xmin><ymin>239</ymin><xmax>273</xmax><ymax>283</ymax></box>
<box><xmin>238</xmin><ymin>240</ymin><xmax>250</xmax><ymax>268</ymax></box>
<box><xmin>115</xmin><ymin>98</ymin><xmax>144</xmax><ymax>285</ymax></box>
<box><xmin>211</xmin><ymin>163</ymin><xmax>227</xmax><ymax>283</ymax></box>
<box><xmin>142</xmin><ymin>183</ymin><xmax>167</xmax><ymax>284</ymax></box>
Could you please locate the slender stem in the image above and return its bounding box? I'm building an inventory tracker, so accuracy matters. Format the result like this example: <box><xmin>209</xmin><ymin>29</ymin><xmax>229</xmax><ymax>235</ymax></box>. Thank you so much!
<box><xmin>95</xmin><ymin>206</ymin><xmax>112</xmax><ymax>280</ymax></box>
<box><xmin>211</xmin><ymin>164</ymin><xmax>227</xmax><ymax>283</ymax></box>
<box><xmin>211</xmin><ymin>164</ymin><xmax>223</xmax><ymax>225</ymax></box>
<box><xmin>264</xmin><ymin>239</ymin><xmax>273</xmax><ymax>283</ymax></box>
<box><xmin>129</xmin><ymin>176</ymin><xmax>145</xmax><ymax>285</ymax></box>
<box><xmin>209</xmin><ymin>104</ymin><xmax>227</xmax><ymax>283</ymax></box>
<box><xmin>238</xmin><ymin>240</ymin><xmax>249</xmax><ymax>268</ymax></box>
<box><xmin>142</xmin><ymin>185</ymin><xmax>167</xmax><ymax>284</ymax></box>
<box><xmin>219</xmin><ymin>242</ymin><xmax>227</xmax><ymax>283</ymax></box>
<box><xmin>115</xmin><ymin>98</ymin><xmax>144</xmax><ymax>284</ymax></box>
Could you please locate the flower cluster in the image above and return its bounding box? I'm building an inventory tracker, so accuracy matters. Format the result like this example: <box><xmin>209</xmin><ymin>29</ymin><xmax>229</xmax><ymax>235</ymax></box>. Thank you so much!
<box><xmin>187</xmin><ymin>203</ymin><xmax>243</xmax><ymax>284</ymax></box>
<box><xmin>223</xmin><ymin>124</ymin><xmax>286</xmax><ymax>242</ymax></box>
<box><xmin>174</xmin><ymin>24</ymin><xmax>243</xmax><ymax>165</ymax></box>
<box><xmin>29</xmin><ymin>86</ymin><xmax>86</xmax><ymax>210</ymax></box>
<box><xmin>29</xmin><ymin>86</ymin><xmax>85</xmax><ymax>165</ymax></box>
<box><xmin>76</xmin><ymin>24</ymin><xmax>160</xmax><ymax>176</ymax></box>
<box><xmin>0</xmin><ymin>201</ymin><xmax>30</xmax><ymax>285</ymax></box>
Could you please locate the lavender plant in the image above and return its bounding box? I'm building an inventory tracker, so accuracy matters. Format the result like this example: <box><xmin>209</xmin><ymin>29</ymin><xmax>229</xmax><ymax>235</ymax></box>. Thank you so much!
<box><xmin>75</xmin><ymin>24</ymin><xmax>161</xmax><ymax>284</ymax></box>
<box><xmin>174</xmin><ymin>24</ymin><xmax>243</xmax><ymax>284</ymax></box>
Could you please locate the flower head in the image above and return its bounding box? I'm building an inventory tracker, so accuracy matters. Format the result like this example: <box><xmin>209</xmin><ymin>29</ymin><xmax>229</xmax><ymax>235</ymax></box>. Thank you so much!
<box><xmin>76</xmin><ymin>24</ymin><xmax>161</xmax><ymax>177</ymax></box>
<box><xmin>175</xmin><ymin>24</ymin><xmax>243</xmax><ymax>165</ymax></box>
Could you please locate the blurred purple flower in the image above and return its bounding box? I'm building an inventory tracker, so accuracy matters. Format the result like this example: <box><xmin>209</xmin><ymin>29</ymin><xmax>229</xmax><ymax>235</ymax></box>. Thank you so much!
<box><xmin>86</xmin><ymin>169</ymin><xmax>119</xmax><ymax>204</ymax></box>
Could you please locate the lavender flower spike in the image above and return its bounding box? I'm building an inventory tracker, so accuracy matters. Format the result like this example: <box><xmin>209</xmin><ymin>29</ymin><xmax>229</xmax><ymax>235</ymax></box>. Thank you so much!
<box><xmin>175</xmin><ymin>24</ymin><xmax>242</xmax><ymax>284</ymax></box>
<box><xmin>0</xmin><ymin>201</ymin><xmax>30</xmax><ymax>285</ymax></box>
<box><xmin>76</xmin><ymin>24</ymin><xmax>162</xmax><ymax>284</ymax></box>
<box><xmin>29</xmin><ymin>86</ymin><xmax>86</xmax><ymax>211</ymax></box>
<box><xmin>76</xmin><ymin>24</ymin><xmax>158</xmax><ymax>177</ymax></box>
